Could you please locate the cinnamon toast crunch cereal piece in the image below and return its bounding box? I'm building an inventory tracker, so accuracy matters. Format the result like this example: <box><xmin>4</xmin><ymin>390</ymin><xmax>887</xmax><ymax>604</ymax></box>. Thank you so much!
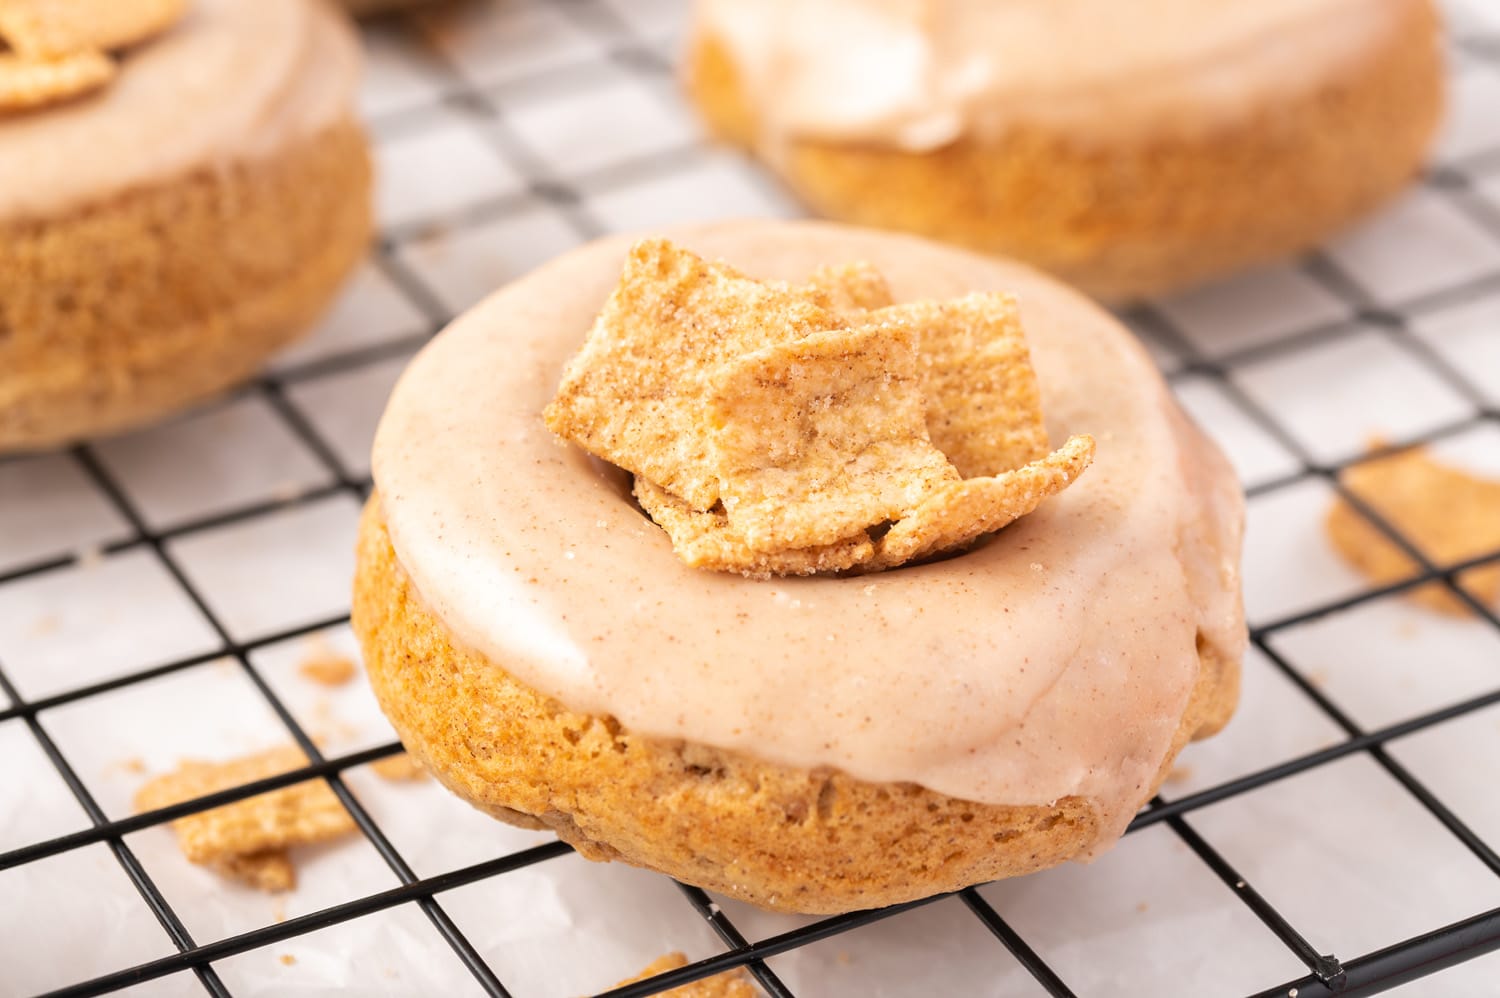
<box><xmin>0</xmin><ymin>49</ymin><xmax>112</xmax><ymax>111</ymax></box>
<box><xmin>874</xmin><ymin>293</ymin><xmax>1049</xmax><ymax>477</ymax></box>
<box><xmin>0</xmin><ymin>0</ymin><xmax>185</xmax><ymax>58</ymax></box>
<box><xmin>544</xmin><ymin>239</ymin><xmax>848</xmax><ymax>510</ymax></box>
<box><xmin>551</xmin><ymin>241</ymin><xmax>1092</xmax><ymax>578</ymax></box>
<box><xmin>705</xmin><ymin>323</ymin><xmax>959</xmax><ymax>552</ymax></box>
<box><xmin>799</xmin><ymin>261</ymin><xmax>893</xmax><ymax>315</ymax></box>
<box><xmin>870</xmin><ymin>434</ymin><xmax>1096</xmax><ymax>569</ymax></box>
<box><xmin>134</xmin><ymin>745</ymin><xmax>356</xmax><ymax>870</ymax></box>
<box><xmin>634</xmin><ymin>476</ymin><xmax>875</xmax><ymax>577</ymax></box>
<box><xmin>1325</xmin><ymin>445</ymin><xmax>1500</xmax><ymax>614</ymax></box>
<box><xmin>613</xmin><ymin>952</ymin><xmax>757</xmax><ymax>998</ymax></box>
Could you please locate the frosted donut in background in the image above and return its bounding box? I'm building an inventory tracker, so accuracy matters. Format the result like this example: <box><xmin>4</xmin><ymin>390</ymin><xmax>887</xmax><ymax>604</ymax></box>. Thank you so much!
<box><xmin>684</xmin><ymin>0</ymin><xmax>1445</xmax><ymax>301</ymax></box>
<box><xmin>0</xmin><ymin>0</ymin><xmax>371</xmax><ymax>452</ymax></box>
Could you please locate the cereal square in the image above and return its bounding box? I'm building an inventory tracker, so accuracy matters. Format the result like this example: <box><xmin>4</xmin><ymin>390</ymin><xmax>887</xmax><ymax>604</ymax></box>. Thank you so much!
<box><xmin>545</xmin><ymin>238</ymin><xmax>848</xmax><ymax>510</ymax></box>
<box><xmin>707</xmin><ymin>323</ymin><xmax>958</xmax><ymax>553</ymax></box>
<box><xmin>874</xmin><ymin>292</ymin><xmax>1050</xmax><ymax>477</ymax></box>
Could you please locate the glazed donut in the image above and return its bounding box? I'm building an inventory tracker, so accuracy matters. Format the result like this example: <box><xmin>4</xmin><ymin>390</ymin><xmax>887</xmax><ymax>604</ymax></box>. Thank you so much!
<box><xmin>0</xmin><ymin>0</ymin><xmax>370</xmax><ymax>451</ymax></box>
<box><xmin>353</xmin><ymin>221</ymin><xmax>1246</xmax><ymax>913</ymax></box>
<box><xmin>685</xmin><ymin>0</ymin><xmax>1444</xmax><ymax>300</ymax></box>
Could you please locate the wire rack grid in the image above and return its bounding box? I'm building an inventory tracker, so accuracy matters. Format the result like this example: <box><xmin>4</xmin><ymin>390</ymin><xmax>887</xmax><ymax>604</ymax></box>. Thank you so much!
<box><xmin>2</xmin><ymin>0</ymin><xmax>1500</xmax><ymax>995</ymax></box>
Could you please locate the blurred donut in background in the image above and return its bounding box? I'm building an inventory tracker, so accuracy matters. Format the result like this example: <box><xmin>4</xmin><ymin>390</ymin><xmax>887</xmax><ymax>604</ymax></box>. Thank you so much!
<box><xmin>685</xmin><ymin>0</ymin><xmax>1445</xmax><ymax>301</ymax></box>
<box><xmin>0</xmin><ymin>0</ymin><xmax>372</xmax><ymax>451</ymax></box>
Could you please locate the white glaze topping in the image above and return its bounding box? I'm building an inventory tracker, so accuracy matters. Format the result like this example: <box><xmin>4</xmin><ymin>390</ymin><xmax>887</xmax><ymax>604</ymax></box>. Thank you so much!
<box><xmin>372</xmin><ymin>222</ymin><xmax>1246</xmax><ymax>852</ymax></box>
<box><xmin>695</xmin><ymin>0</ymin><xmax>1419</xmax><ymax>150</ymax></box>
<box><xmin>0</xmin><ymin>0</ymin><xmax>359</xmax><ymax>222</ymax></box>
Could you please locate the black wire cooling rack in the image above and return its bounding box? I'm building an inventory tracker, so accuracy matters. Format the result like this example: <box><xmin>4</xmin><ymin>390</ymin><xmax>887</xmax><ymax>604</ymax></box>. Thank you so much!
<box><xmin>4</xmin><ymin>1</ymin><xmax>1500</xmax><ymax>995</ymax></box>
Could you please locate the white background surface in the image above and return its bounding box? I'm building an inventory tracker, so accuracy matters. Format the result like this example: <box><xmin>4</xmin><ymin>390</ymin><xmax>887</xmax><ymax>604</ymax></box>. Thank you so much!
<box><xmin>2</xmin><ymin>0</ymin><xmax>1500</xmax><ymax>995</ymax></box>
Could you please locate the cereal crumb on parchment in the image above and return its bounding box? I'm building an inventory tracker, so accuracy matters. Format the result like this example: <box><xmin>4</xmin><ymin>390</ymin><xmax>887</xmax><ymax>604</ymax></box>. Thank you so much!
<box><xmin>105</xmin><ymin>756</ymin><xmax>147</xmax><ymax>777</ymax></box>
<box><xmin>612</xmin><ymin>952</ymin><xmax>756</xmax><ymax>997</ymax></box>
<box><xmin>1325</xmin><ymin>443</ymin><xmax>1500</xmax><ymax>616</ymax></box>
<box><xmin>298</xmin><ymin>649</ymin><xmax>358</xmax><ymax>687</ymax></box>
<box><xmin>133</xmin><ymin>745</ymin><xmax>357</xmax><ymax>893</ymax></box>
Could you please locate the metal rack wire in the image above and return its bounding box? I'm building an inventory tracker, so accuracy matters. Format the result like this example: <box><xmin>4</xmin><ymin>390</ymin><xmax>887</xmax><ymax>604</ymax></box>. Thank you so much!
<box><xmin>2</xmin><ymin>1</ymin><xmax>1499</xmax><ymax>995</ymax></box>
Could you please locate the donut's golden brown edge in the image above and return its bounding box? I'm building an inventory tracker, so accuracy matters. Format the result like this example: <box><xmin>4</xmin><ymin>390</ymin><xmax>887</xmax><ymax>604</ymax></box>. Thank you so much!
<box><xmin>684</xmin><ymin>0</ymin><xmax>1444</xmax><ymax>300</ymax></box>
<box><xmin>354</xmin><ymin>498</ymin><xmax>1238</xmax><ymax>914</ymax></box>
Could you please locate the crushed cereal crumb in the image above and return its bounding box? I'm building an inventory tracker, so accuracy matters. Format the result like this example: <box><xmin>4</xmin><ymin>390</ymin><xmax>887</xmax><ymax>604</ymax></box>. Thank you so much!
<box><xmin>133</xmin><ymin>745</ymin><xmax>356</xmax><ymax>893</ymax></box>
<box><xmin>109</xmin><ymin>757</ymin><xmax>148</xmax><ymax>777</ymax></box>
<box><xmin>1326</xmin><ymin>443</ymin><xmax>1500</xmax><ymax>615</ymax></box>
<box><xmin>611</xmin><ymin>952</ymin><xmax>756</xmax><ymax>998</ymax></box>
<box><xmin>298</xmin><ymin>650</ymin><xmax>358</xmax><ymax>687</ymax></box>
